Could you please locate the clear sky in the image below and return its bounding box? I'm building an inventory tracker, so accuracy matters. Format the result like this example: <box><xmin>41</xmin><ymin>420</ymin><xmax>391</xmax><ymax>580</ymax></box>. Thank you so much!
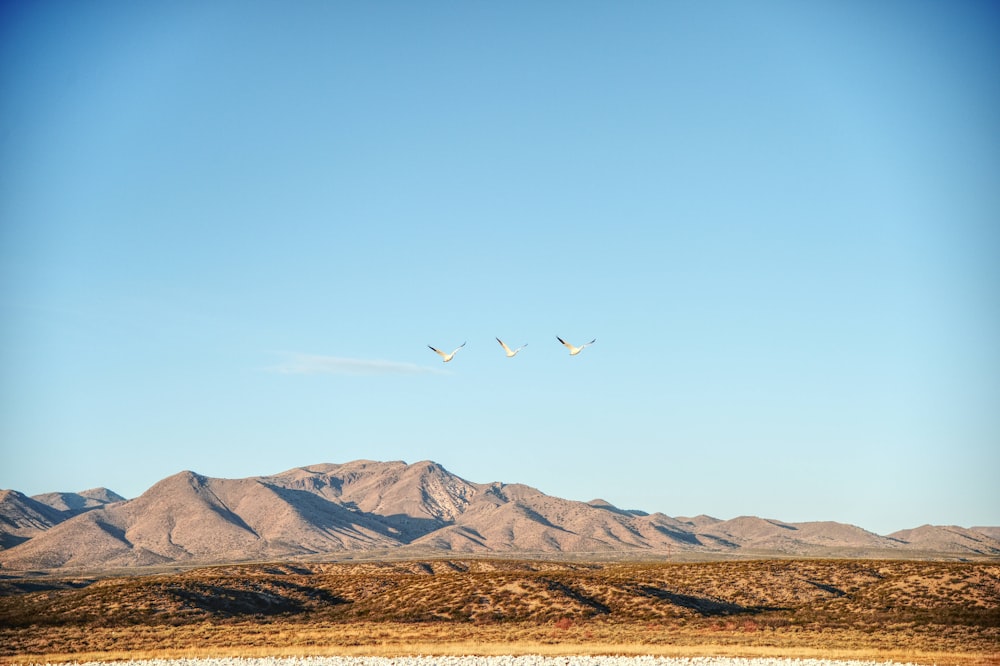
<box><xmin>2</xmin><ymin>1</ymin><xmax>998</xmax><ymax>537</ymax></box>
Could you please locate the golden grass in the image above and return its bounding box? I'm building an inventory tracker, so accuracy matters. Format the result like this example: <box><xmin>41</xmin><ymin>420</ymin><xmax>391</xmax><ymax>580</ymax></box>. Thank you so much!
<box><xmin>3</xmin><ymin>630</ymin><xmax>997</xmax><ymax>666</ymax></box>
<box><xmin>6</xmin><ymin>647</ymin><xmax>996</xmax><ymax>666</ymax></box>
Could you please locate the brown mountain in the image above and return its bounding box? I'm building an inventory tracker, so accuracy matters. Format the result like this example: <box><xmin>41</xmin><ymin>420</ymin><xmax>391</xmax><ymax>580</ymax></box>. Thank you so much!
<box><xmin>31</xmin><ymin>488</ymin><xmax>124</xmax><ymax>513</ymax></box>
<box><xmin>1</xmin><ymin>460</ymin><xmax>997</xmax><ymax>571</ymax></box>
<box><xmin>973</xmin><ymin>526</ymin><xmax>1000</xmax><ymax>541</ymax></box>
<box><xmin>0</xmin><ymin>488</ymin><xmax>123</xmax><ymax>549</ymax></box>
<box><xmin>695</xmin><ymin>516</ymin><xmax>905</xmax><ymax>554</ymax></box>
<box><xmin>0</xmin><ymin>491</ymin><xmax>65</xmax><ymax>549</ymax></box>
<box><xmin>888</xmin><ymin>524</ymin><xmax>1000</xmax><ymax>556</ymax></box>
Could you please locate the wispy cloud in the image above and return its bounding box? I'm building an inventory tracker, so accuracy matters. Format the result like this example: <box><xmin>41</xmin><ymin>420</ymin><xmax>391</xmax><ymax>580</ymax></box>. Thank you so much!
<box><xmin>269</xmin><ymin>352</ymin><xmax>447</xmax><ymax>376</ymax></box>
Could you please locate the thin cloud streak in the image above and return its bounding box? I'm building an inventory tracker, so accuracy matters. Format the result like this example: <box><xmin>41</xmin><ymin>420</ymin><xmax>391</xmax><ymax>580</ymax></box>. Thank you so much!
<box><xmin>270</xmin><ymin>353</ymin><xmax>447</xmax><ymax>376</ymax></box>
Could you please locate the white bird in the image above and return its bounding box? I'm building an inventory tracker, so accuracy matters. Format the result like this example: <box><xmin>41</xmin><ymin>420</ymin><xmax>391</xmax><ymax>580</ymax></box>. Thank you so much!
<box><xmin>496</xmin><ymin>337</ymin><xmax>527</xmax><ymax>357</ymax></box>
<box><xmin>556</xmin><ymin>336</ymin><xmax>596</xmax><ymax>355</ymax></box>
<box><xmin>428</xmin><ymin>342</ymin><xmax>466</xmax><ymax>362</ymax></box>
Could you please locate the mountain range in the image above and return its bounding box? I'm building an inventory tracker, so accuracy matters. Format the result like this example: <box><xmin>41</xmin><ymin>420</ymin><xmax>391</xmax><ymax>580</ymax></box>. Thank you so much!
<box><xmin>2</xmin><ymin>459</ymin><xmax>998</xmax><ymax>571</ymax></box>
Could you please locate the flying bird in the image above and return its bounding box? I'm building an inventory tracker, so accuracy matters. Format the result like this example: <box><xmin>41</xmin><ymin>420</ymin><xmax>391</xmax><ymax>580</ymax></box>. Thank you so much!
<box><xmin>428</xmin><ymin>342</ymin><xmax>466</xmax><ymax>362</ymax></box>
<box><xmin>556</xmin><ymin>336</ymin><xmax>596</xmax><ymax>355</ymax></box>
<box><xmin>496</xmin><ymin>337</ymin><xmax>527</xmax><ymax>357</ymax></box>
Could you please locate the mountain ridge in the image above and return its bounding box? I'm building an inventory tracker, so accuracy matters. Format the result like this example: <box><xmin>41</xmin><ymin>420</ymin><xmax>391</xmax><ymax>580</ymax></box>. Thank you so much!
<box><xmin>1</xmin><ymin>459</ymin><xmax>997</xmax><ymax>571</ymax></box>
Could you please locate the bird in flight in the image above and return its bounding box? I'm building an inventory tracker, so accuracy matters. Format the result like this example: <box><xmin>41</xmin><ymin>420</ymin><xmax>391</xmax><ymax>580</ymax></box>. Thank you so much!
<box><xmin>428</xmin><ymin>342</ymin><xmax>466</xmax><ymax>362</ymax></box>
<box><xmin>556</xmin><ymin>336</ymin><xmax>596</xmax><ymax>355</ymax></box>
<box><xmin>496</xmin><ymin>337</ymin><xmax>527</xmax><ymax>357</ymax></box>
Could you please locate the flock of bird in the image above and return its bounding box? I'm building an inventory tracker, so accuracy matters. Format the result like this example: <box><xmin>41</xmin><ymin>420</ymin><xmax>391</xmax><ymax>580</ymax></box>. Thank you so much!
<box><xmin>427</xmin><ymin>337</ymin><xmax>596</xmax><ymax>362</ymax></box>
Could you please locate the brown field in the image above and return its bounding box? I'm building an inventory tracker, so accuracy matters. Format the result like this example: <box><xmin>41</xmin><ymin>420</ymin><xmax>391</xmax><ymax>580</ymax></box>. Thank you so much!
<box><xmin>1</xmin><ymin>558</ymin><xmax>998</xmax><ymax>665</ymax></box>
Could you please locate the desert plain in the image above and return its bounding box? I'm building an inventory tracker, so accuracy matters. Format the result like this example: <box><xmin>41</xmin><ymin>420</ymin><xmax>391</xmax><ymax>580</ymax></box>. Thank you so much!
<box><xmin>1</xmin><ymin>556</ymin><xmax>997</xmax><ymax>666</ymax></box>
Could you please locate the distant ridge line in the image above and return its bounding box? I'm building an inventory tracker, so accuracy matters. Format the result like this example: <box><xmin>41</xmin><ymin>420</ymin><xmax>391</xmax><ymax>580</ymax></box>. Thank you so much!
<box><xmin>1</xmin><ymin>459</ymin><xmax>998</xmax><ymax>571</ymax></box>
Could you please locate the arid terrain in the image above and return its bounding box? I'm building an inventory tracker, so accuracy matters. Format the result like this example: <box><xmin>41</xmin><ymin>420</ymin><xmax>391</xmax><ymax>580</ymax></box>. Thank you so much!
<box><xmin>1</xmin><ymin>557</ymin><xmax>997</xmax><ymax>665</ymax></box>
<box><xmin>3</xmin><ymin>462</ymin><xmax>998</xmax><ymax>664</ymax></box>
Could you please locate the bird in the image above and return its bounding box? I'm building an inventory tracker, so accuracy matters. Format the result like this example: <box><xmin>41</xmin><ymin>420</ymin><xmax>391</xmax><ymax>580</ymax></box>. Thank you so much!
<box><xmin>556</xmin><ymin>336</ymin><xmax>596</xmax><ymax>355</ymax></box>
<box><xmin>428</xmin><ymin>342</ymin><xmax>465</xmax><ymax>362</ymax></box>
<box><xmin>496</xmin><ymin>337</ymin><xmax>527</xmax><ymax>357</ymax></box>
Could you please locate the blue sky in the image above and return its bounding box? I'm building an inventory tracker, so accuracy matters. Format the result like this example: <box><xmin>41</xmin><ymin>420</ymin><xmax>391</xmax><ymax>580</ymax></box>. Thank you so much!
<box><xmin>2</xmin><ymin>1</ymin><xmax>998</xmax><ymax>536</ymax></box>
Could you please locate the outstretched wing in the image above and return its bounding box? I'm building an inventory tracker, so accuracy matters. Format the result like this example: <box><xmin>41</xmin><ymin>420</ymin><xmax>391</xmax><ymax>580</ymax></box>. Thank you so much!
<box><xmin>497</xmin><ymin>338</ymin><xmax>513</xmax><ymax>354</ymax></box>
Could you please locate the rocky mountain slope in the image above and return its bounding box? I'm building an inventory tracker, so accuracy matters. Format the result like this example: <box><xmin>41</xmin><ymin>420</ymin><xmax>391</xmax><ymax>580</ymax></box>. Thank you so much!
<box><xmin>0</xmin><ymin>487</ymin><xmax>123</xmax><ymax>549</ymax></box>
<box><xmin>1</xmin><ymin>460</ymin><xmax>997</xmax><ymax>571</ymax></box>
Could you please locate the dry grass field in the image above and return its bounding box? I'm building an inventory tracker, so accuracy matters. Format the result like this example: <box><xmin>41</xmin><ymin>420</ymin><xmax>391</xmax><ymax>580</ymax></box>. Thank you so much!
<box><xmin>1</xmin><ymin>558</ymin><xmax>997</xmax><ymax>665</ymax></box>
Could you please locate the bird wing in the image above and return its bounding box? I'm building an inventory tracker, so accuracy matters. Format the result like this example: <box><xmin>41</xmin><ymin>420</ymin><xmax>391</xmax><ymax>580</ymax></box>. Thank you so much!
<box><xmin>428</xmin><ymin>345</ymin><xmax>448</xmax><ymax>358</ymax></box>
<box><xmin>497</xmin><ymin>338</ymin><xmax>513</xmax><ymax>354</ymax></box>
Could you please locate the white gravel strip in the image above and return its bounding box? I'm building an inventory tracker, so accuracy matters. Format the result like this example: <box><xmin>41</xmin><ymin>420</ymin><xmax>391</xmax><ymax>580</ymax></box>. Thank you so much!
<box><xmin>50</xmin><ymin>657</ymin><xmax>923</xmax><ymax>666</ymax></box>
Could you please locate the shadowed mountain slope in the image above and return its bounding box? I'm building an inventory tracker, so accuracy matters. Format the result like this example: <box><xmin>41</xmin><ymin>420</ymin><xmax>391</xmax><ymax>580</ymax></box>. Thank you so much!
<box><xmin>0</xmin><ymin>491</ymin><xmax>66</xmax><ymax>549</ymax></box>
<box><xmin>889</xmin><ymin>524</ymin><xmax>1000</xmax><ymax>556</ymax></box>
<box><xmin>1</xmin><ymin>460</ymin><xmax>998</xmax><ymax>571</ymax></box>
<box><xmin>973</xmin><ymin>526</ymin><xmax>1000</xmax><ymax>541</ymax></box>
<box><xmin>0</xmin><ymin>488</ymin><xmax>123</xmax><ymax>550</ymax></box>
